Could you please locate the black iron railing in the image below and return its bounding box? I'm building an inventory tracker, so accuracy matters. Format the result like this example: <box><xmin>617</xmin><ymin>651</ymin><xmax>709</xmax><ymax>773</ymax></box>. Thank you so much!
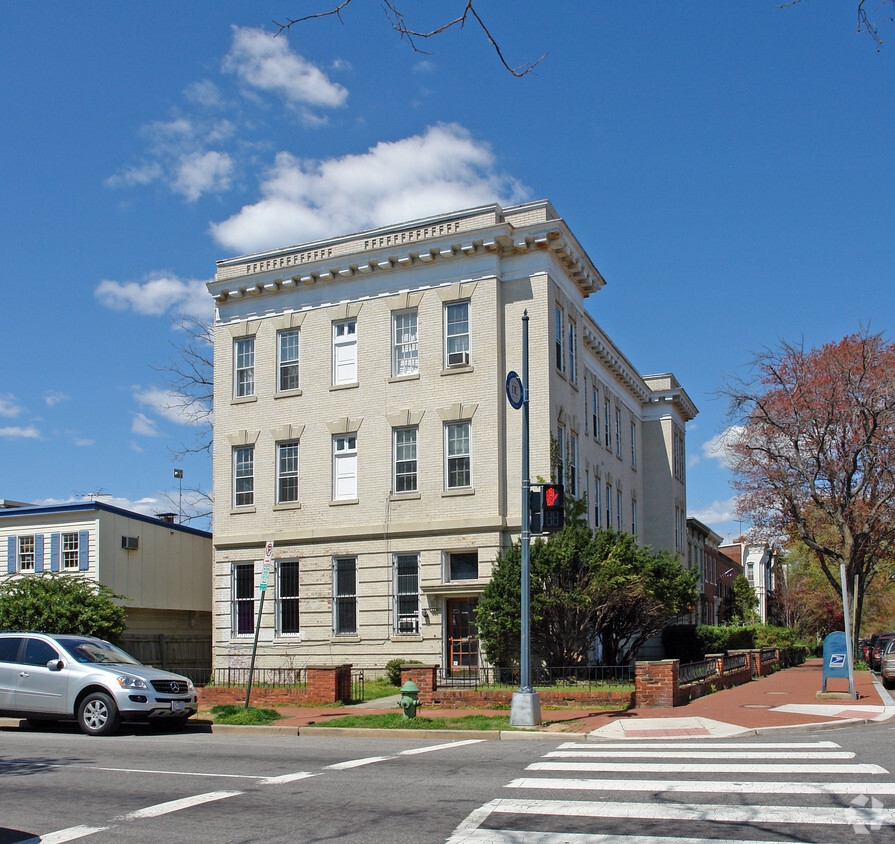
<box><xmin>679</xmin><ymin>659</ymin><xmax>719</xmax><ymax>685</ymax></box>
<box><xmin>351</xmin><ymin>669</ymin><xmax>365</xmax><ymax>703</ymax></box>
<box><xmin>723</xmin><ymin>652</ymin><xmax>748</xmax><ymax>672</ymax></box>
<box><xmin>437</xmin><ymin>665</ymin><xmax>634</xmax><ymax>690</ymax></box>
<box><xmin>211</xmin><ymin>667</ymin><xmax>305</xmax><ymax>687</ymax></box>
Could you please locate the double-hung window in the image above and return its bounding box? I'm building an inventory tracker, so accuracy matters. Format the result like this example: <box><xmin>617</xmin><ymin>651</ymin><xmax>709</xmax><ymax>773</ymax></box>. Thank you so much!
<box><xmin>616</xmin><ymin>488</ymin><xmax>623</xmax><ymax>531</ymax></box>
<box><xmin>554</xmin><ymin>305</ymin><xmax>564</xmax><ymax>372</ymax></box>
<box><xmin>276</xmin><ymin>441</ymin><xmax>299</xmax><ymax>504</ymax></box>
<box><xmin>332</xmin><ymin>557</ymin><xmax>357</xmax><ymax>635</ymax></box>
<box><xmin>631</xmin><ymin>498</ymin><xmax>638</xmax><ymax>535</ymax></box>
<box><xmin>392</xmin><ymin>311</ymin><xmax>419</xmax><ymax>376</ymax></box>
<box><xmin>393</xmin><ymin>427</ymin><xmax>418</xmax><ymax>493</ymax></box>
<box><xmin>62</xmin><ymin>533</ymin><xmax>79</xmax><ymax>569</ymax></box>
<box><xmin>332</xmin><ymin>320</ymin><xmax>357</xmax><ymax>385</ymax></box>
<box><xmin>569</xmin><ymin>434</ymin><xmax>579</xmax><ymax>496</ymax></box>
<box><xmin>592</xmin><ymin>388</ymin><xmax>599</xmax><ymax>440</ymax></box>
<box><xmin>233</xmin><ymin>562</ymin><xmax>254</xmax><ymax>636</ymax></box>
<box><xmin>444</xmin><ymin>302</ymin><xmax>470</xmax><ymax>367</ymax></box>
<box><xmin>234</xmin><ymin>337</ymin><xmax>255</xmax><ymax>398</ymax></box>
<box><xmin>555</xmin><ymin>426</ymin><xmax>566</xmax><ymax>486</ymax></box>
<box><xmin>605</xmin><ymin>482</ymin><xmax>612</xmax><ymax>529</ymax></box>
<box><xmin>393</xmin><ymin>553</ymin><xmax>420</xmax><ymax>634</ymax></box>
<box><xmin>233</xmin><ymin>446</ymin><xmax>254</xmax><ymax>507</ymax></box>
<box><xmin>631</xmin><ymin>421</ymin><xmax>637</xmax><ymax>468</ymax></box>
<box><xmin>567</xmin><ymin>320</ymin><xmax>577</xmax><ymax>384</ymax></box>
<box><xmin>18</xmin><ymin>536</ymin><xmax>35</xmax><ymax>571</ymax></box>
<box><xmin>615</xmin><ymin>408</ymin><xmax>622</xmax><ymax>458</ymax></box>
<box><xmin>445</xmin><ymin>422</ymin><xmax>471</xmax><ymax>489</ymax></box>
<box><xmin>604</xmin><ymin>398</ymin><xmax>612</xmax><ymax>450</ymax></box>
<box><xmin>332</xmin><ymin>435</ymin><xmax>358</xmax><ymax>500</ymax></box>
<box><xmin>594</xmin><ymin>478</ymin><xmax>601</xmax><ymax>528</ymax></box>
<box><xmin>277</xmin><ymin>560</ymin><xmax>300</xmax><ymax>635</ymax></box>
<box><xmin>277</xmin><ymin>328</ymin><xmax>300</xmax><ymax>392</ymax></box>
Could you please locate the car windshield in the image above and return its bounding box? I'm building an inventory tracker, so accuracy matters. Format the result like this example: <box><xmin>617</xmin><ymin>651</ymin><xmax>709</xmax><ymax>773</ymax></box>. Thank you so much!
<box><xmin>56</xmin><ymin>638</ymin><xmax>143</xmax><ymax>666</ymax></box>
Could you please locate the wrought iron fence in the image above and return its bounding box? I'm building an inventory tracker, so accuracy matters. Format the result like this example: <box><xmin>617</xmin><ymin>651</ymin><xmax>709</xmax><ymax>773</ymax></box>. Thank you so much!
<box><xmin>760</xmin><ymin>647</ymin><xmax>777</xmax><ymax>665</ymax></box>
<box><xmin>351</xmin><ymin>669</ymin><xmax>365</xmax><ymax>703</ymax></box>
<box><xmin>211</xmin><ymin>667</ymin><xmax>305</xmax><ymax>687</ymax></box>
<box><xmin>679</xmin><ymin>658</ymin><xmax>719</xmax><ymax>685</ymax></box>
<box><xmin>723</xmin><ymin>652</ymin><xmax>748</xmax><ymax>672</ymax></box>
<box><xmin>438</xmin><ymin>665</ymin><xmax>634</xmax><ymax>690</ymax></box>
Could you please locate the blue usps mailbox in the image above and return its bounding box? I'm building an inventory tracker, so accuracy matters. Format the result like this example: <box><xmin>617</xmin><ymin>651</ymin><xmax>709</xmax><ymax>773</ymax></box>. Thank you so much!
<box><xmin>822</xmin><ymin>631</ymin><xmax>849</xmax><ymax>692</ymax></box>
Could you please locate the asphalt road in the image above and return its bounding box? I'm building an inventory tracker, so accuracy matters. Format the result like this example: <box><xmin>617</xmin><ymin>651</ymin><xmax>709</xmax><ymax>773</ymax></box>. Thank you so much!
<box><xmin>3</xmin><ymin>720</ymin><xmax>895</xmax><ymax>843</ymax></box>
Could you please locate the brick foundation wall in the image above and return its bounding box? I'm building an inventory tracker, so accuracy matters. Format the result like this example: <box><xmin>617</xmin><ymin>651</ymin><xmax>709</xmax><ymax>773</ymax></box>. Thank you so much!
<box><xmin>198</xmin><ymin>664</ymin><xmax>353</xmax><ymax>707</ymax></box>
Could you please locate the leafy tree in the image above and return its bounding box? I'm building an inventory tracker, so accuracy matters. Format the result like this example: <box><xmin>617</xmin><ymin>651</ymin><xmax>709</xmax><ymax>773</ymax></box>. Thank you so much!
<box><xmin>0</xmin><ymin>574</ymin><xmax>128</xmax><ymax>641</ymax></box>
<box><xmin>720</xmin><ymin>575</ymin><xmax>760</xmax><ymax>625</ymax></box>
<box><xmin>721</xmin><ymin>330</ymin><xmax>895</xmax><ymax>653</ymax></box>
<box><xmin>476</xmin><ymin>524</ymin><xmax>697</xmax><ymax>667</ymax></box>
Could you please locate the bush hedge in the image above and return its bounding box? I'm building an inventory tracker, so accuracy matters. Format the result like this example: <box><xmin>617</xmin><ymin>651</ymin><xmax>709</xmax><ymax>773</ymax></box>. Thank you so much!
<box><xmin>662</xmin><ymin>623</ymin><xmax>812</xmax><ymax>661</ymax></box>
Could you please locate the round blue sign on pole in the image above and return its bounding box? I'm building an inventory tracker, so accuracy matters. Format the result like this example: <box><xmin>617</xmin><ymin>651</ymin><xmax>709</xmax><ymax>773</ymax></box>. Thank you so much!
<box><xmin>506</xmin><ymin>371</ymin><xmax>523</xmax><ymax>410</ymax></box>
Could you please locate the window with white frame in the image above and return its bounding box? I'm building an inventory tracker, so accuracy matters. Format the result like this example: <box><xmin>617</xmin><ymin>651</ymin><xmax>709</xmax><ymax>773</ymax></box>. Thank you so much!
<box><xmin>392</xmin><ymin>310</ymin><xmax>419</xmax><ymax>376</ymax></box>
<box><xmin>234</xmin><ymin>337</ymin><xmax>255</xmax><ymax>398</ymax></box>
<box><xmin>605</xmin><ymin>481</ymin><xmax>612</xmax><ymax>529</ymax></box>
<box><xmin>393</xmin><ymin>427</ymin><xmax>418</xmax><ymax>493</ymax></box>
<box><xmin>332</xmin><ymin>557</ymin><xmax>357</xmax><ymax>635</ymax></box>
<box><xmin>631</xmin><ymin>421</ymin><xmax>637</xmax><ymax>468</ymax></box>
<box><xmin>554</xmin><ymin>305</ymin><xmax>564</xmax><ymax>372</ymax></box>
<box><xmin>567</xmin><ymin>319</ymin><xmax>577</xmax><ymax>384</ymax></box>
<box><xmin>18</xmin><ymin>536</ymin><xmax>34</xmax><ymax>571</ymax></box>
<box><xmin>594</xmin><ymin>477</ymin><xmax>601</xmax><ymax>528</ymax></box>
<box><xmin>444</xmin><ymin>301</ymin><xmax>470</xmax><ymax>366</ymax></box>
<box><xmin>569</xmin><ymin>433</ymin><xmax>579</xmax><ymax>496</ymax></box>
<box><xmin>393</xmin><ymin>553</ymin><xmax>420</xmax><ymax>634</ymax></box>
<box><xmin>555</xmin><ymin>425</ymin><xmax>565</xmax><ymax>485</ymax></box>
<box><xmin>445</xmin><ymin>422</ymin><xmax>471</xmax><ymax>489</ymax></box>
<box><xmin>277</xmin><ymin>560</ymin><xmax>300</xmax><ymax>635</ymax></box>
<box><xmin>276</xmin><ymin>441</ymin><xmax>299</xmax><ymax>504</ymax></box>
<box><xmin>631</xmin><ymin>498</ymin><xmax>638</xmax><ymax>535</ymax></box>
<box><xmin>447</xmin><ymin>550</ymin><xmax>479</xmax><ymax>581</ymax></box>
<box><xmin>233</xmin><ymin>445</ymin><xmax>254</xmax><ymax>507</ymax></box>
<box><xmin>604</xmin><ymin>397</ymin><xmax>612</xmax><ymax>450</ymax></box>
<box><xmin>232</xmin><ymin>562</ymin><xmax>254</xmax><ymax>636</ymax></box>
<box><xmin>332</xmin><ymin>435</ymin><xmax>358</xmax><ymax>500</ymax></box>
<box><xmin>592</xmin><ymin>387</ymin><xmax>599</xmax><ymax>440</ymax></box>
<box><xmin>62</xmin><ymin>533</ymin><xmax>79</xmax><ymax>568</ymax></box>
<box><xmin>332</xmin><ymin>319</ymin><xmax>357</xmax><ymax>385</ymax></box>
<box><xmin>277</xmin><ymin>328</ymin><xmax>300</xmax><ymax>392</ymax></box>
<box><xmin>615</xmin><ymin>407</ymin><xmax>622</xmax><ymax>458</ymax></box>
<box><xmin>616</xmin><ymin>488</ymin><xmax>623</xmax><ymax>531</ymax></box>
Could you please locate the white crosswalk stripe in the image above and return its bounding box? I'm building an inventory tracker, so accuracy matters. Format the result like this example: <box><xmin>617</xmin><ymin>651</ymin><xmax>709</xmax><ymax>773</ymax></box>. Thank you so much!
<box><xmin>446</xmin><ymin>739</ymin><xmax>895</xmax><ymax>843</ymax></box>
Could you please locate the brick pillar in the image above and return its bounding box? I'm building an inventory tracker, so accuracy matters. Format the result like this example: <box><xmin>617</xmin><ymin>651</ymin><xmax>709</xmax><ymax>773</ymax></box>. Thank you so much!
<box><xmin>306</xmin><ymin>664</ymin><xmax>352</xmax><ymax>703</ymax></box>
<box><xmin>635</xmin><ymin>659</ymin><xmax>680</xmax><ymax>708</ymax></box>
<box><xmin>401</xmin><ymin>664</ymin><xmax>438</xmax><ymax>704</ymax></box>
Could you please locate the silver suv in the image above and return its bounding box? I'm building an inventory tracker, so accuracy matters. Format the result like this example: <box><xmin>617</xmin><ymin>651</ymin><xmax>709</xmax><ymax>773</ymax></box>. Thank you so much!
<box><xmin>0</xmin><ymin>632</ymin><xmax>197</xmax><ymax>735</ymax></box>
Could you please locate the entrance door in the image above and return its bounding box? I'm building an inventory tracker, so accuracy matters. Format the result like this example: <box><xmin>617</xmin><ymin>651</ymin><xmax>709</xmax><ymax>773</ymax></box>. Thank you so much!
<box><xmin>446</xmin><ymin>598</ymin><xmax>479</xmax><ymax>677</ymax></box>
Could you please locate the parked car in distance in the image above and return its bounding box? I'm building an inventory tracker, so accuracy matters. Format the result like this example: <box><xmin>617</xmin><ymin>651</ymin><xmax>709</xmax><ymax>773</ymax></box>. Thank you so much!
<box><xmin>858</xmin><ymin>638</ymin><xmax>871</xmax><ymax>665</ymax></box>
<box><xmin>0</xmin><ymin>632</ymin><xmax>197</xmax><ymax>736</ymax></box>
<box><xmin>871</xmin><ymin>632</ymin><xmax>895</xmax><ymax>672</ymax></box>
<box><xmin>880</xmin><ymin>638</ymin><xmax>895</xmax><ymax>690</ymax></box>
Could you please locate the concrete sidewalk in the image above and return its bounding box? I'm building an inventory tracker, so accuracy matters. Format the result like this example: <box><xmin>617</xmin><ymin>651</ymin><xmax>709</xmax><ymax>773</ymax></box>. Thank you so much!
<box><xmin>248</xmin><ymin>659</ymin><xmax>895</xmax><ymax>739</ymax></box>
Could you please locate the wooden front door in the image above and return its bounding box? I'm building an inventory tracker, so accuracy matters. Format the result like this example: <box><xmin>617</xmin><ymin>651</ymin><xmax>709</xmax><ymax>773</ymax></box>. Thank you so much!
<box><xmin>446</xmin><ymin>598</ymin><xmax>479</xmax><ymax>676</ymax></box>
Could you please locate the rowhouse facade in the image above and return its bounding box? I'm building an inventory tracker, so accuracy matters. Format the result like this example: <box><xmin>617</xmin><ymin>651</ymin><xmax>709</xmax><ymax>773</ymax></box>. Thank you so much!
<box><xmin>208</xmin><ymin>200</ymin><xmax>697</xmax><ymax>674</ymax></box>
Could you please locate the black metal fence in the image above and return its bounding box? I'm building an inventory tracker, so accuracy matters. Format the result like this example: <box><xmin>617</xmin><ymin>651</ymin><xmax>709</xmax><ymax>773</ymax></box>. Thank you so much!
<box><xmin>210</xmin><ymin>667</ymin><xmax>305</xmax><ymax>687</ymax></box>
<box><xmin>723</xmin><ymin>652</ymin><xmax>748</xmax><ymax>672</ymax></box>
<box><xmin>679</xmin><ymin>658</ymin><xmax>719</xmax><ymax>685</ymax></box>
<box><xmin>438</xmin><ymin>664</ymin><xmax>634</xmax><ymax>690</ymax></box>
<box><xmin>351</xmin><ymin>669</ymin><xmax>365</xmax><ymax>703</ymax></box>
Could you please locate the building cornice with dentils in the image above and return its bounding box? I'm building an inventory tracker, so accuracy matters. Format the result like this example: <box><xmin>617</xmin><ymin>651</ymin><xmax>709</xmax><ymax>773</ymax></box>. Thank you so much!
<box><xmin>207</xmin><ymin>200</ymin><xmax>606</xmax><ymax>308</ymax></box>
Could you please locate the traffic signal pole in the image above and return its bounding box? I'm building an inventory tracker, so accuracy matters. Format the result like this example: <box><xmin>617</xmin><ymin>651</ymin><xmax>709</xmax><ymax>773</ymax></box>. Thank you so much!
<box><xmin>510</xmin><ymin>310</ymin><xmax>541</xmax><ymax>727</ymax></box>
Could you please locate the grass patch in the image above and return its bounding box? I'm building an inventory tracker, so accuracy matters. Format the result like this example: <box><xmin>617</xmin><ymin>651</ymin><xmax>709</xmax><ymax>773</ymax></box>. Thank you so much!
<box><xmin>361</xmin><ymin>677</ymin><xmax>403</xmax><ymax>702</ymax></box>
<box><xmin>210</xmin><ymin>704</ymin><xmax>284</xmax><ymax>725</ymax></box>
<box><xmin>315</xmin><ymin>712</ymin><xmax>515</xmax><ymax>730</ymax></box>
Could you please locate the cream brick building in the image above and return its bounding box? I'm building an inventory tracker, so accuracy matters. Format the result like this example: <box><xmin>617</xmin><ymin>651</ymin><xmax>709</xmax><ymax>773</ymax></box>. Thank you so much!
<box><xmin>208</xmin><ymin>200</ymin><xmax>696</xmax><ymax>675</ymax></box>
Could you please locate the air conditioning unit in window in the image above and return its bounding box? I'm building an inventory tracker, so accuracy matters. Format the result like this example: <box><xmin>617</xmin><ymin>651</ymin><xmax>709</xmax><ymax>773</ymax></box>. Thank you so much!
<box><xmin>447</xmin><ymin>351</ymin><xmax>470</xmax><ymax>368</ymax></box>
<box><xmin>121</xmin><ymin>536</ymin><xmax>139</xmax><ymax>551</ymax></box>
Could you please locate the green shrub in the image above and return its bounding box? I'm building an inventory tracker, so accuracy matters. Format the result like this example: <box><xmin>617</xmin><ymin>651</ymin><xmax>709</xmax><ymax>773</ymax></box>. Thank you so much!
<box><xmin>385</xmin><ymin>658</ymin><xmax>421</xmax><ymax>686</ymax></box>
<box><xmin>696</xmin><ymin>624</ymin><xmax>755</xmax><ymax>654</ymax></box>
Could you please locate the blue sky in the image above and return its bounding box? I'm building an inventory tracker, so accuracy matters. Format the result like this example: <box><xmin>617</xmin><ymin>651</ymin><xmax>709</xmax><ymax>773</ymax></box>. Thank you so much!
<box><xmin>1</xmin><ymin>2</ymin><xmax>891</xmax><ymax>538</ymax></box>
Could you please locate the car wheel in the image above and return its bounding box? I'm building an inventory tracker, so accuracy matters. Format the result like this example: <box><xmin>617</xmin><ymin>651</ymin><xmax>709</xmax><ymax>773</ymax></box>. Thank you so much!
<box><xmin>77</xmin><ymin>692</ymin><xmax>120</xmax><ymax>736</ymax></box>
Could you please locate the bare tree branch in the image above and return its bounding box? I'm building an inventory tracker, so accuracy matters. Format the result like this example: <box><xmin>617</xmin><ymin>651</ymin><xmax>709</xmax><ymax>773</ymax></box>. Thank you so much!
<box><xmin>275</xmin><ymin>0</ymin><xmax>546</xmax><ymax>77</ymax></box>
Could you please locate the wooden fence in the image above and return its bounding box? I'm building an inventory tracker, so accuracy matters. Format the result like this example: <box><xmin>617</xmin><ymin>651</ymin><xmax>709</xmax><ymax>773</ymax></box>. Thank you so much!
<box><xmin>119</xmin><ymin>633</ymin><xmax>211</xmax><ymax>684</ymax></box>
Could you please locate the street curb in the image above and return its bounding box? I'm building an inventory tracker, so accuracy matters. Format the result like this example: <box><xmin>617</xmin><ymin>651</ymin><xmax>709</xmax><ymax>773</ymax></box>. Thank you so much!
<box><xmin>299</xmin><ymin>726</ymin><xmax>502</xmax><ymax>740</ymax></box>
<box><xmin>210</xmin><ymin>723</ymin><xmax>299</xmax><ymax>736</ymax></box>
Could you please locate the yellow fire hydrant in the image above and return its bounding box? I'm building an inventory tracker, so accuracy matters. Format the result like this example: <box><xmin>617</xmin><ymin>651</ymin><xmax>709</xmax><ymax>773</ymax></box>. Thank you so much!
<box><xmin>399</xmin><ymin>680</ymin><xmax>421</xmax><ymax>719</ymax></box>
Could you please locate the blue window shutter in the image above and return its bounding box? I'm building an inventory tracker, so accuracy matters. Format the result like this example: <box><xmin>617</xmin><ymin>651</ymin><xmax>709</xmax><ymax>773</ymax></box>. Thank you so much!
<box><xmin>35</xmin><ymin>535</ymin><xmax>44</xmax><ymax>572</ymax></box>
<box><xmin>50</xmin><ymin>533</ymin><xmax>60</xmax><ymax>572</ymax></box>
<box><xmin>6</xmin><ymin>536</ymin><xmax>15</xmax><ymax>574</ymax></box>
<box><xmin>78</xmin><ymin>530</ymin><xmax>89</xmax><ymax>571</ymax></box>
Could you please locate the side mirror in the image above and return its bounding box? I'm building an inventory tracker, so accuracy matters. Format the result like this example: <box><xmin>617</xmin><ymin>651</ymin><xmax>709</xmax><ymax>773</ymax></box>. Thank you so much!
<box><xmin>47</xmin><ymin>659</ymin><xmax>64</xmax><ymax>672</ymax></box>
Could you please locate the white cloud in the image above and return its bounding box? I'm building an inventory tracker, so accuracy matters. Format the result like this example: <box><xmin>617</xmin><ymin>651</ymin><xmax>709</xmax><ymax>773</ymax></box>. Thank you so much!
<box><xmin>701</xmin><ymin>426</ymin><xmax>744</xmax><ymax>470</ymax></box>
<box><xmin>0</xmin><ymin>425</ymin><xmax>40</xmax><ymax>439</ymax></box>
<box><xmin>94</xmin><ymin>274</ymin><xmax>212</xmax><ymax>319</ymax></box>
<box><xmin>211</xmin><ymin>123</ymin><xmax>530</xmax><ymax>253</ymax></box>
<box><xmin>689</xmin><ymin>497</ymin><xmax>740</xmax><ymax>528</ymax></box>
<box><xmin>223</xmin><ymin>26</ymin><xmax>348</xmax><ymax>109</ymax></box>
<box><xmin>133</xmin><ymin>386</ymin><xmax>207</xmax><ymax>427</ymax></box>
<box><xmin>44</xmin><ymin>390</ymin><xmax>69</xmax><ymax>407</ymax></box>
<box><xmin>173</xmin><ymin>150</ymin><xmax>233</xmax><ymax>201</ymax></box>
<box><xmin>0</xmin><ymin>394</ymin><xmax>24</xmax><ymax>418</ymax></box>
<box><xmin>131</xmin><ymin>412</ymin><xmax>161</xmax><ymax>438</ymax></box>
<box><xmin>105</xmin><ymin>161</ymin><xmax>164</xmax><ymax>189</ymax></box>
<box><xmin>184</xmin><ymin>78</ymin><xmax>225</xmax><ymax>109</ymax></box>
<box><xmin>73</xmin><ymin>437</ymin><xmax>95</xmax><ymax>447</ymax></box>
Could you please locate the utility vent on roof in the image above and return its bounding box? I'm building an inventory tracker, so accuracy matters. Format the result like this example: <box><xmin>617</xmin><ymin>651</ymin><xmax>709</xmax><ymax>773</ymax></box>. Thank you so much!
<box><xmin>121</xmin><ymin>536</ymin><xmax>139</xmax><ymax>551</ymax></box>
